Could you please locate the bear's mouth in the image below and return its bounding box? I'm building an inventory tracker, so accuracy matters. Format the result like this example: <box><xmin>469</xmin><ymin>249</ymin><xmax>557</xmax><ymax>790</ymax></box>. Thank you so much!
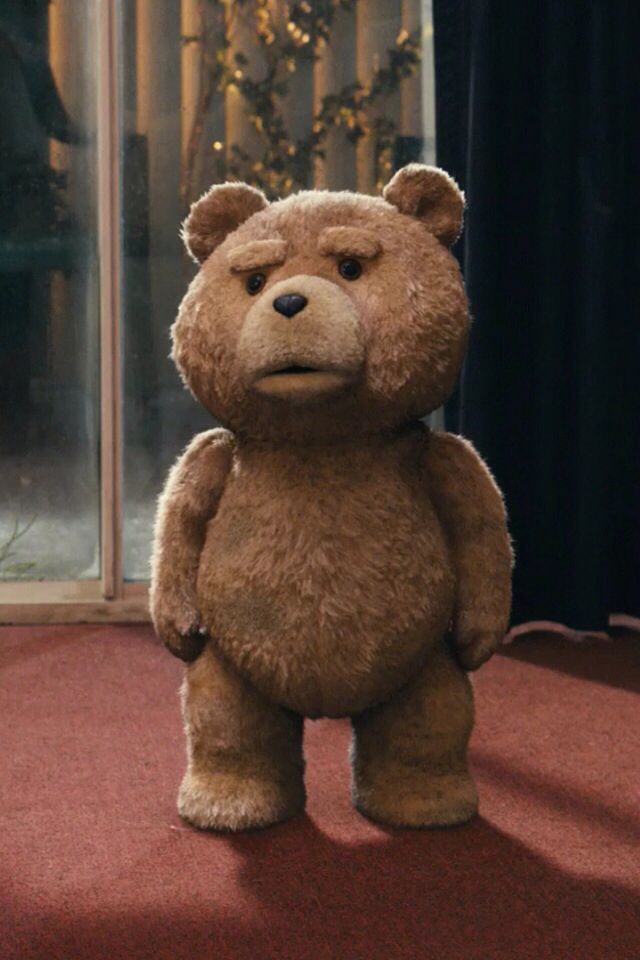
<box><xmin>265</xmin><ymin>364</ymin><xmax>320</xmax><ymax>376</ymax></box>
<box><xmin>251</xmin><ymin>362</ymin><xmax>354</xmax><ymax>401</ymax></box>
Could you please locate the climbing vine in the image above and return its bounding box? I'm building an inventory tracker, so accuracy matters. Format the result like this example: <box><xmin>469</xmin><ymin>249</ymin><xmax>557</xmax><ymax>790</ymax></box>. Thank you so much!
<box><xmin>180</xmin><ymin>0</ymin><xmax>421</xmax><ymax>205</ymax></box>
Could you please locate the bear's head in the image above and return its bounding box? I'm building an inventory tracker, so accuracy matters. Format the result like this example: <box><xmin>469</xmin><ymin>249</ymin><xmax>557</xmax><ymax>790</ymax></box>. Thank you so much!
<box><xmin>172</xmin><ymin>164</ymin><xmax>468</xmax><ymax>441</ymax></box>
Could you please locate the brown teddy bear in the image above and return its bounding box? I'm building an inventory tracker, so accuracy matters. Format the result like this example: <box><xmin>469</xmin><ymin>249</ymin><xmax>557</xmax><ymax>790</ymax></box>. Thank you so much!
<box><xmin>150</xmin><ymin>164</ymin><xmax>512</xmax><ymax>831</ymax></box>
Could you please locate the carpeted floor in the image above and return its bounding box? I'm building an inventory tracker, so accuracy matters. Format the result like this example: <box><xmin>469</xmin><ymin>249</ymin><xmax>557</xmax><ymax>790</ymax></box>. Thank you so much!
<box><xmin>1</xmin><ymin>626</ymin><xmax>638</xmax><ymax>960</ymax></box>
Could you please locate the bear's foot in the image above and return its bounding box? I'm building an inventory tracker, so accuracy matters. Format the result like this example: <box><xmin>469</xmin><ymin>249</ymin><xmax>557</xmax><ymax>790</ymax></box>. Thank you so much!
<box><xmin>353</xmin><ymin>769</ymin><xmax>478</xmax><ymax>829</ymax></box>
<box><xmin>178</xmin><ymin>769</ymin><xmax>305</xmax><ymax>832</ymax></box>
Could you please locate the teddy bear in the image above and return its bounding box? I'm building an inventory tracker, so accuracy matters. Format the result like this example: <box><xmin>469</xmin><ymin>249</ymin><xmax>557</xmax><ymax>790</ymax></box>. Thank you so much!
<box><xmin>150</xmin><ymin>164</ymin><xmax>512</xmax><ymax>832</ymax></box>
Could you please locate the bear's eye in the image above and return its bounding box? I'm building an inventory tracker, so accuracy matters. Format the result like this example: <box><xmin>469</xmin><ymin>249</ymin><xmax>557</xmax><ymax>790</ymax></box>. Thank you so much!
<box><xmin>246</xmin><ymin>272</ymin><xmax>266</xmax><ymax>295</ymax></box>
<box><xmin>338</xmin><ymin>257</ymin><xmax>362</xmax><ymax>281</ymax></box>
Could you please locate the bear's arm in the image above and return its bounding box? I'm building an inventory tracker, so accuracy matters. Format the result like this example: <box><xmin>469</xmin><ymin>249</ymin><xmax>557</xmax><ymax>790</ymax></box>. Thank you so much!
<box><xmin>424</xmin><ymin>431</ymin><xmax>513</xmax><ymax>670</ymax></box>
<box><xmin>150</xmin><ymin>428</ymin><xmax>235</xmax><ymax>662</ymax></box>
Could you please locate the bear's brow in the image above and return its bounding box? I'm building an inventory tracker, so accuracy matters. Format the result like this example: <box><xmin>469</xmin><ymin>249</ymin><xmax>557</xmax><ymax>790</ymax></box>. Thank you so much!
<box><xmin>318</xmin><ymin>226</ymin><xmax>382</xmax><ymax>259</ymax></box>
<box><xmin>227</xmin><ymin>238</ymin><xmax>288</xmax><ymax>272</ymax></box>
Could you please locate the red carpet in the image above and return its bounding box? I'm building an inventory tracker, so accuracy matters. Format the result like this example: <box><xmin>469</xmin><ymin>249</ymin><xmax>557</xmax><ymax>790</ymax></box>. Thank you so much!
<box><xmin>1</xmin><ymin>626</ymin><xmax>638</xmax><ymax>960</ymax></box>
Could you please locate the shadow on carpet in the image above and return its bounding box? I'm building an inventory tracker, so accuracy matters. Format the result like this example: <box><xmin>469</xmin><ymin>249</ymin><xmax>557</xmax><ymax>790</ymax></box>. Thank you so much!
<box><xmin>1</xmin><ymin>625</ymin><xmax>638</xmax><ymax>960</ymax></box>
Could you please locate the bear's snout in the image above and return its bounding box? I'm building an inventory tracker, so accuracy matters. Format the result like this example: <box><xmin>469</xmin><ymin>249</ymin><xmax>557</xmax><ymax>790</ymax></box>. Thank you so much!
<box><xmin>236</xmin><ymin>274</ymin><xmax>366</xmax><ymax>403</ymax></box>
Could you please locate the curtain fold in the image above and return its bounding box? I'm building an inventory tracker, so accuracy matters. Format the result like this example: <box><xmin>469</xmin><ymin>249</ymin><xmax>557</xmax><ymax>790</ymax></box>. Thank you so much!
<box><xmin>433</xmin><ymin>0</ymin><xmax>640</xmax><ymax>629</ymax></box>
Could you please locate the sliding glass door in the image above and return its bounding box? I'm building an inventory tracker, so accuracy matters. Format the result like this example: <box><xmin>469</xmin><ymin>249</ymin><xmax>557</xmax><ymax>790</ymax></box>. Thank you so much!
<box><xmin>0</xmin><ymin>0</ymin><xmax>436</xmax><ymax>621</ymax></box>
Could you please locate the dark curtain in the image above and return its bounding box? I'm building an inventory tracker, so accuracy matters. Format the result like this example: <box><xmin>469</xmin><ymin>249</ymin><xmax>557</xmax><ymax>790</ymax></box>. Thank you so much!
<box><xmin>433</xmin><ymin>1</ymin><xmax>640</xmax><ymax>629</ymax></box>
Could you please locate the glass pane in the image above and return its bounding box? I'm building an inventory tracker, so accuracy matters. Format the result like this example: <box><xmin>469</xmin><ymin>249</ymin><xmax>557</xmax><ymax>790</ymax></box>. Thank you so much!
<box><xmin>0</xmin><ymin>1</ymin><xmax>100</xmax><ymax>581</ymax></box>
<box><xmin>120</xmin><ymin>0</ymin><xmax>435</xmax><ymax>579</ymax></box>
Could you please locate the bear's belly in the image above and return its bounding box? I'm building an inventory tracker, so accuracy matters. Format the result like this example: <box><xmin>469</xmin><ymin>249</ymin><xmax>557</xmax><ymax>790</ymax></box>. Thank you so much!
<box><xmin>196</xmin><ymin>475</ymin><xmax>454</xmax><ymax>717</ymax></box>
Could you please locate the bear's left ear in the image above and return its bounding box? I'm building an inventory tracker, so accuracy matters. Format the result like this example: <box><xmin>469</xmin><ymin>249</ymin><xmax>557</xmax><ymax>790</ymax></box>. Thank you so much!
<box><xmin>382</xmin><ymin>164</ymin><xmax>464</xmax><ymax>247</ymax></box>
<box><xmin>181</xmin><ymin>181</ymin><xmax>269</xmax><ymax>264</ymax></box>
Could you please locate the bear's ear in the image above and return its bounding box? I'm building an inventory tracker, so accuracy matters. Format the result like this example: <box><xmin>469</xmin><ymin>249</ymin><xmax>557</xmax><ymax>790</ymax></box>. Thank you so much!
<box><xmin>181</xmin><ymin>182</ymin><xmax>269</xmax><ymax>264</ymax></box>
<box><xmin>382</xmin><ymin>164</ymin><xmax>464</xmax><ymax>247</ymax></box>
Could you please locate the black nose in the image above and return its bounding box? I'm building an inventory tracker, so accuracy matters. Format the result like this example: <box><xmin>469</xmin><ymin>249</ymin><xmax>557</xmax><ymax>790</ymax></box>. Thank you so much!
<box><xmin>272</xmin><ymin>293</ymin><xmax>308</xmax><ymax>318</ymax></box>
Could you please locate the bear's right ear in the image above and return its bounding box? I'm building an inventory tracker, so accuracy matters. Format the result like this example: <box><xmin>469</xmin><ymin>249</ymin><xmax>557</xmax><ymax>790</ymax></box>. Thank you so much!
<box><xmin>383</xmin><ymin>164</ymin><xmax>464</xmax><ymax>247</ymax></box>
<box><xmin>181</xmin><ymin>182</ymin><xmax>269</xmax><ymax>264</ymax></box>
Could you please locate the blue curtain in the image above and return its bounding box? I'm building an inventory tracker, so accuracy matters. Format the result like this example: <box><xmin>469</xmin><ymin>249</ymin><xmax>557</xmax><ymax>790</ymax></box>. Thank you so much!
<box><xmin>433</xmin><ymin>0</ymin><xmax>640</xmax><ymax>629</ymax></box>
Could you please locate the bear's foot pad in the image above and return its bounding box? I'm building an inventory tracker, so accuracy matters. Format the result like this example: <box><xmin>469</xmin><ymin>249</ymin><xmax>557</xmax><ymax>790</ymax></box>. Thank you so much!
<box><xmin>354</xmin><ymin>770</ymin><xmax>478</xmax><ymax>829</ymax></box>
<box><xmin>178</xmin><ymin>770</ymin><xmax>305</xmax><ymax>832</ymax></box>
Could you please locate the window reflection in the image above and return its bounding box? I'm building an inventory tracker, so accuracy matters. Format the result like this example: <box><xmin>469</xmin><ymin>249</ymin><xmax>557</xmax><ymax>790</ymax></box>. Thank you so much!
<box><xmin>0</xmin><ymin>1</ymin><xmax>100</xmax><ymax>580</ymax></box>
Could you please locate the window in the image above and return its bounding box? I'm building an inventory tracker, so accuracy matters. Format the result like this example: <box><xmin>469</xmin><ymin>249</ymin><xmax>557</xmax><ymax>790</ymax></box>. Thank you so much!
<box><xmin>0</xmin><ymin>0</ymin><xmax>435</xmax><ymax>620</ymax></box>
<box><xmin>0</xmin><ymin>2</ymin><xmax>101</xmax><ymax>598</ymax></box>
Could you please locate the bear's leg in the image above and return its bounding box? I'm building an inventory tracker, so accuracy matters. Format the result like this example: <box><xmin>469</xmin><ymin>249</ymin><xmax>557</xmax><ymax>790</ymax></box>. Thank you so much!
<box><xmin>351</xmin><ymin>643</ymin><xmax>477</xmax><ymax>828</ymax></box>
<box><xmin>178</xmin><ymin>644</ymin><xmax>305</xmax><ymax>831</ymax></box>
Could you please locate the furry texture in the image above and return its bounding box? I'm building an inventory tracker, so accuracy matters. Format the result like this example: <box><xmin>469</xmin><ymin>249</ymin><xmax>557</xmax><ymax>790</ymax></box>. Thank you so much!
<box><xmin>382</xmin><ymin>164</ymin><xmax>465</xmax><ymax>247</ymax></box>
<box><xmin>352</xmin><ymin>643</ymin><xmax>477</xmax><ymax>827</ymax></box>
<box><xmin>179</xmin><ymin>645</ymin><xmax>305</xmax><ymax>831</ymax></box>
<box><xmin>149</xmin><ymin>428</ymin><xmax>235</xmax><ymax>661</ymax></box>
<box><xmin>171</xmin><ymin>186</ymin><xmax>469</xmax><ymax>442</ymax></box>
<box><xmin>150</xmin><ymin>164</ymin><xmax>513</xmax><ymax>831</ymax></box>
<box><xmin>182</xmin><ymin>182</ymin><xmax>268</xmax><ymax>264</ymax></box>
